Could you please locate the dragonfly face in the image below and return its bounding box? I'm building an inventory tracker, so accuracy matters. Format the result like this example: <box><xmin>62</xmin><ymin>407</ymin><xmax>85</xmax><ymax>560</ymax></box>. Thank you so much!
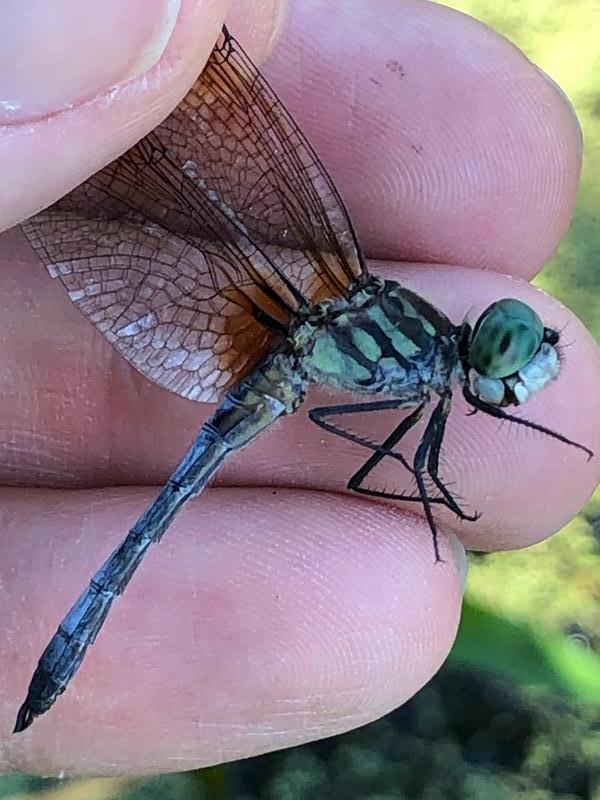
<box><xmin>460</xmin><ymin>298</ymin><xmax>561</xmax><ymax>407</ymax></box>
<box><xmin>13</xmin><ymin>26</ymin><xmax>593</xmax><ymax>733</ymax></box>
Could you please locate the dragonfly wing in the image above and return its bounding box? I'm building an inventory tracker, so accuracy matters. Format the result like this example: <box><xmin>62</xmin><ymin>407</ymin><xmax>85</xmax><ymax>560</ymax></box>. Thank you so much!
<box><xmin>166</xmin><ymin>27</ymin><xmax>366</xmax><ymax>301</ymax></box>
<box><xmin>21</xmin><ymin>26</ymin><xmax>366</xmax><ymax>402</ymax></box>
<box><xmin>24</xmin><ymin>192</ymin><xmax>272</xmax><ymax>401</ymax></box>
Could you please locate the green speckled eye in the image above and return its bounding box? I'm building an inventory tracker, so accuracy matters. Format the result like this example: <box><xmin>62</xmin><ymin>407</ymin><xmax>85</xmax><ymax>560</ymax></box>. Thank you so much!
<box><xmin>469</xmin><ymin>298</ymin><xmax>544</xmax><ymax>379</ymax></box>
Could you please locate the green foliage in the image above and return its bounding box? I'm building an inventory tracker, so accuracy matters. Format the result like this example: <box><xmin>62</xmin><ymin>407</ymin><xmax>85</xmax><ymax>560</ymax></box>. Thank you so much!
<box><xmin>466</xmin><ymin>509</ymin><xmax>600</xmax><ymax>638</ymax></box>
<box><xmin>450</xmin><ymin>0</ymin><xmax>600</xmax><ymax>338</ymax></box>
<box><xmin>229</xmin><ymin>668</ymin><xmax>600</xmax><ymax>798</ymax></box>
<box><xmin>450</xmin><ymin>598</ymin><xmax>600</xmax><ymax>701</ymax></box>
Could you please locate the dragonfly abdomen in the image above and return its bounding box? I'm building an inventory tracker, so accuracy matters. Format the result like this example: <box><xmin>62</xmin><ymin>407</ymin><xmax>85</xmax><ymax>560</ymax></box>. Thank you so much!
<box><xmin>14</xmin><ymin>351</ymin><xmax>307</xmax><ymax>732</ymax></box>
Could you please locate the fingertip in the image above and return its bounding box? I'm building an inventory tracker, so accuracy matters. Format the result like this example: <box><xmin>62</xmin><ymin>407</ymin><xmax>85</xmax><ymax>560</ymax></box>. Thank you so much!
<box><xmin>379</xmin><ymin>262</ymin><xmax>600</xmax><ymax>550</ymax></box>
<box><xmin>0</xmin><ymin>0</ymin><xmax>227</xmax><ymax>231</ymax></box>
<box><xmin>265</xmin><ymin>0</ymin><xmax>582</xmax><ymax>276</ymax></box>
<box><xmin>2</xmin><ymin>487</ymin><xmax>464</xmax><ymax>774</ymax></box>
<box><xmin>0</xmin><ymin>0</ymin><xmax>182</xmax><ymax>126</ymax></box>
<box><xmin>227</xmin><ymin>0</ymin><xmax>289</xmax><ymax>56</ymax></box>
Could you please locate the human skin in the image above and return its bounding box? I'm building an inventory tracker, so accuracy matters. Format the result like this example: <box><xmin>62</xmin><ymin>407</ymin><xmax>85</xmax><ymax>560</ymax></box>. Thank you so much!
<box><xmin>1</xmin><ymin>0</ymin><xmax>599</xmax><ymax>777</ymax></box>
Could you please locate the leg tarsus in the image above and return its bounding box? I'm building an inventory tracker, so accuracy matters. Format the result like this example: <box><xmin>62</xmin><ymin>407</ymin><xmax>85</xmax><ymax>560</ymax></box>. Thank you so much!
<box><xmin>426</xmin><ymin>396</ymin><xmax>479</xmax><ymax>523</ymax></box>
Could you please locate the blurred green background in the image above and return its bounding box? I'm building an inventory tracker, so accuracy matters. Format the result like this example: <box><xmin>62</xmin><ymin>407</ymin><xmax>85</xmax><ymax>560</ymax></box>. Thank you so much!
<box><xmin>3</xmin><ymin>1</ymin><xmax>599</xmax><ymax>798</ymax></box>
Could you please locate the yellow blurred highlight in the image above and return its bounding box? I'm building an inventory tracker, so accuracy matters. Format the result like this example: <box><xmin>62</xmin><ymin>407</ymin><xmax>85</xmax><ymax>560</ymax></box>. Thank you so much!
<box><xmin>4</xmin><ymin>778</ymin><xmax>130</xmax><ymax>800</ymax></box>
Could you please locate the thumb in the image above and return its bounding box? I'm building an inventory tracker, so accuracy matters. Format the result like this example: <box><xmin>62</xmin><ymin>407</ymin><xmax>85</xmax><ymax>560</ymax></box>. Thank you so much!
<box><xmin>0</xmin><ymin>0</ymin><xmax>283</xmax><ymax>233</ymax></box>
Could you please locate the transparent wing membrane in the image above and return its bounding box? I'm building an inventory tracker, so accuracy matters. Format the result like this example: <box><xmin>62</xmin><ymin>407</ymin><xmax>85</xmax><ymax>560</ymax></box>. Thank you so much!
<box><xmin>22</xmin><ymin>26</ymin><xmax>365</xmax><ymax>402</ymax></box>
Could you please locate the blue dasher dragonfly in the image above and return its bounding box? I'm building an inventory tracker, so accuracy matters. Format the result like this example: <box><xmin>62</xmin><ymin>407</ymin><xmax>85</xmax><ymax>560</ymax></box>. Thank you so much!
<box><xmin>14</xmin><ymin>26</ymin><xmax>592</xmax><ymax>732</ymax></box>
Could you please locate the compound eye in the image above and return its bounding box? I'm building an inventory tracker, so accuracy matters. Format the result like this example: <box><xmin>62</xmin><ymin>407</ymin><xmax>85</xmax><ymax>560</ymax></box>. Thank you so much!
<box><xmin>469</xmin><ymin>298</ymin><xmax>544</xmax><ymax>379</ymax></box>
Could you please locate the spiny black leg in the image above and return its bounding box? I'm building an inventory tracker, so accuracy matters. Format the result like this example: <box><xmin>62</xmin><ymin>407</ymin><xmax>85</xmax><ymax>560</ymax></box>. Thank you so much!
<box><xmin>314</xmin><ymin>401</ymin><xmax>459</xmax><ymax>509</ymax></box>
<box><xmin>346</xmin><ymin>404</ymin><xmax>425</xmax><ymax>492</ymax></box>
<box><xmin>310</xmin><ymin>400</ymin><xmax>461</xmax><ymax>516</ymax></box>
<box><xmin>348</xmin><ymin>484</ymin><xmax>447</xmax><ymax>505</ymax></box>
<box><xmin>412</xmin><ymin>398</ymin><xmax>446</xmax><ymax>562</ymax></box>
<box><xmin>309</xmin><ymin>399</ymin><xmax>419</xmax><ymax>476</ymax></box>
<box><xmin>426</xmin><ymin>395</ymin><xmax>480</xmax><ymax>522</ymax></box>
<box><xmin>346</xmin><ymin>398</ymin><xmax>447</xmax><ymax>561</ymax></box>
<box><xmin>463</xmin><ymin>385</ymin><xmax>593</xmax><ymax>460</ymax></box>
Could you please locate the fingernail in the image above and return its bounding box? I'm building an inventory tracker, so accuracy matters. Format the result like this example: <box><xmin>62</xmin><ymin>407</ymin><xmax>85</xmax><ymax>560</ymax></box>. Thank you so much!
<box><xmin>0</xmin><ymin>0</ymin><xmax>180</xmax><ymax>124</ymax></box>
<box><xmin>267</xmin><ymin>0</ymin><xmax>289</xmax><ymax>50</ymax></box>
<box><xmin>535</xmin><ymin>66</ymin><xmax>583</xmax><ymax>152</ymax></box>
<box><xmin>447</xmin><ymin>532</ymin><xmax>468</xmax><ymax>591</ymax></box>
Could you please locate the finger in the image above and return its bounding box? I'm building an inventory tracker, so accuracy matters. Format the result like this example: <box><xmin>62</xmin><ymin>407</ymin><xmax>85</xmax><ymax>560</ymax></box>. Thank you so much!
<box><xmin>0</xmin><ymin>0</ymin><xmax>286</xmax><ymax>232</ymax></box>
<box><xmin>4</xmin><ymin>1</ymin><xmax>581</xmax><ymax>274</ymax></box>
<box><xmin>0</xmin><ymin>244</ymin><xmax>598</xmax><ymax>551</ymax></box>
<box><xmin>380</xmin><ymin>264</ymin><xmax>600</xmax><ymax>550</ymax></box>
<box><xmin>264</xmin><ymin>0</ymin><xmax>582</xmax><ymax>276</ymax></box>
<box><xmin>1</xmin><ymin>486</ymin><xmax>466</xmax><ymax>775</ymax></box>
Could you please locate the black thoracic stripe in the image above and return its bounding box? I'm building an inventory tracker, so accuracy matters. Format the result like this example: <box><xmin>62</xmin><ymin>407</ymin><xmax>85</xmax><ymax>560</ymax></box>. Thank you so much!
<box><xmin>394</xmin><ymin>287</ymin><xmax>452</xmax><ymax>335</ymax></box>
<box><xmin>329</xmin><ymin>324</ymin><xmax>376</xmax><ymax>373</ymax></box>
<box><xmin>380</xmin><ymin>293</ymin><xmax>433</xmax><ymax>353</ymax></box>
<box><xmin>357</xmin><ymin>318</ymin><xmax>413</xmax><ymax>370</ymax></box>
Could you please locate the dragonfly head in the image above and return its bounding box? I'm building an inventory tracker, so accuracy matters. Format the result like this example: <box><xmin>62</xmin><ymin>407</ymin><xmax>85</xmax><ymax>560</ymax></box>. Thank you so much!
<box><xmin>460</xmin><ymin>298</ymin><xmax>560</xmax><ymax>407</ymax></box>
<box><xmin>457</xmin><ymin>298</ymin><xmax>592</xmax><ymax>460</ymax></box>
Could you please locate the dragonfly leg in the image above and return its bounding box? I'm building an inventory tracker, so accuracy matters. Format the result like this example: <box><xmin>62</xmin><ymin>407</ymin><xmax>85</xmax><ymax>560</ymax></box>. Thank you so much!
<box><xmin>345</xmin><ymin>404</ymin><xmax>426</xmax><ymax>498</ymax></box>
<box><xmin>411</xmin><ymin>393</ymin><xmax>480</xmax><ymax>558</ymax></box>
<box><xmin>410</xmin><ymin>397</ymin><xmax>454</xmax><ymax>562</ymax></box>
<box><xmin>463</xmin><ymin>385</ymin><xmax>594</xmax><ymax>460</ymax></box>
<box><xmin>309</xmin><ymin>399</ymin><xmax>417</xmax><ymax>475</ymax></box>
<box><xmin>310</xmin><ymin>400</ymin><xmax>460</xmax><ymax>511</ymax></box>
<box><xmin>425</xmin><ymin>396</ymin><xmax>480</xmax><ymax>522</ymax></box>
<box><xmin>340</xmin><ymin>402</ymin><xmax>444</xmax><ymax>558</ymax></box>
<box><xmin>343</xmin><ymin>397</ymin><xmax>468</xmax><ymax>562</ymax></box>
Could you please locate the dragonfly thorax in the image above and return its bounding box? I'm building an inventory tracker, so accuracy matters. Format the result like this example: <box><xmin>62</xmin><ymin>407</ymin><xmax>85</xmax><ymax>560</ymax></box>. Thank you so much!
<box><xmin>293</xmin><ymin>278</ymin><xmax>459</xmax><ymax>400</ymax></box>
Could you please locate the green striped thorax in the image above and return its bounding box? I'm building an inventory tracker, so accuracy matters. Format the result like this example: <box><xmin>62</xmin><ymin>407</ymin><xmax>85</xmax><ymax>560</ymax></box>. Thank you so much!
<box><xmin>461</xmin><ymin>298</ymin><xmax>561</xmax><ymax>407</ymax></box>
<box><xmin>294</xmin><ymin>278</ymin><xmax>456</xmax><ymax>398</ymax></box>
<box><xmin>292</xmin><ymin>279</ymin><xmax>562</xmax><ymax>411</ymax></box>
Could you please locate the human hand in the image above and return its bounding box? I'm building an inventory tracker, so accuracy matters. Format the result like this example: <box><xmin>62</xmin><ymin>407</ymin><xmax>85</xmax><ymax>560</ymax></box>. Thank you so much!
<box><xmin>1</xmin><ymin>0</ymin><xmax>599</xmax><ymax>777</ymax></box>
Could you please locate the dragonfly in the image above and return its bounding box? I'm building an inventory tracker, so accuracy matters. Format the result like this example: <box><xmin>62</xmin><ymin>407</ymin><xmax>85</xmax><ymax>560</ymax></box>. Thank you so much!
<box><xmin>14</xmin><ymin>26</ymin><xmax>592</xmax><ymax>733</ymax></box>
